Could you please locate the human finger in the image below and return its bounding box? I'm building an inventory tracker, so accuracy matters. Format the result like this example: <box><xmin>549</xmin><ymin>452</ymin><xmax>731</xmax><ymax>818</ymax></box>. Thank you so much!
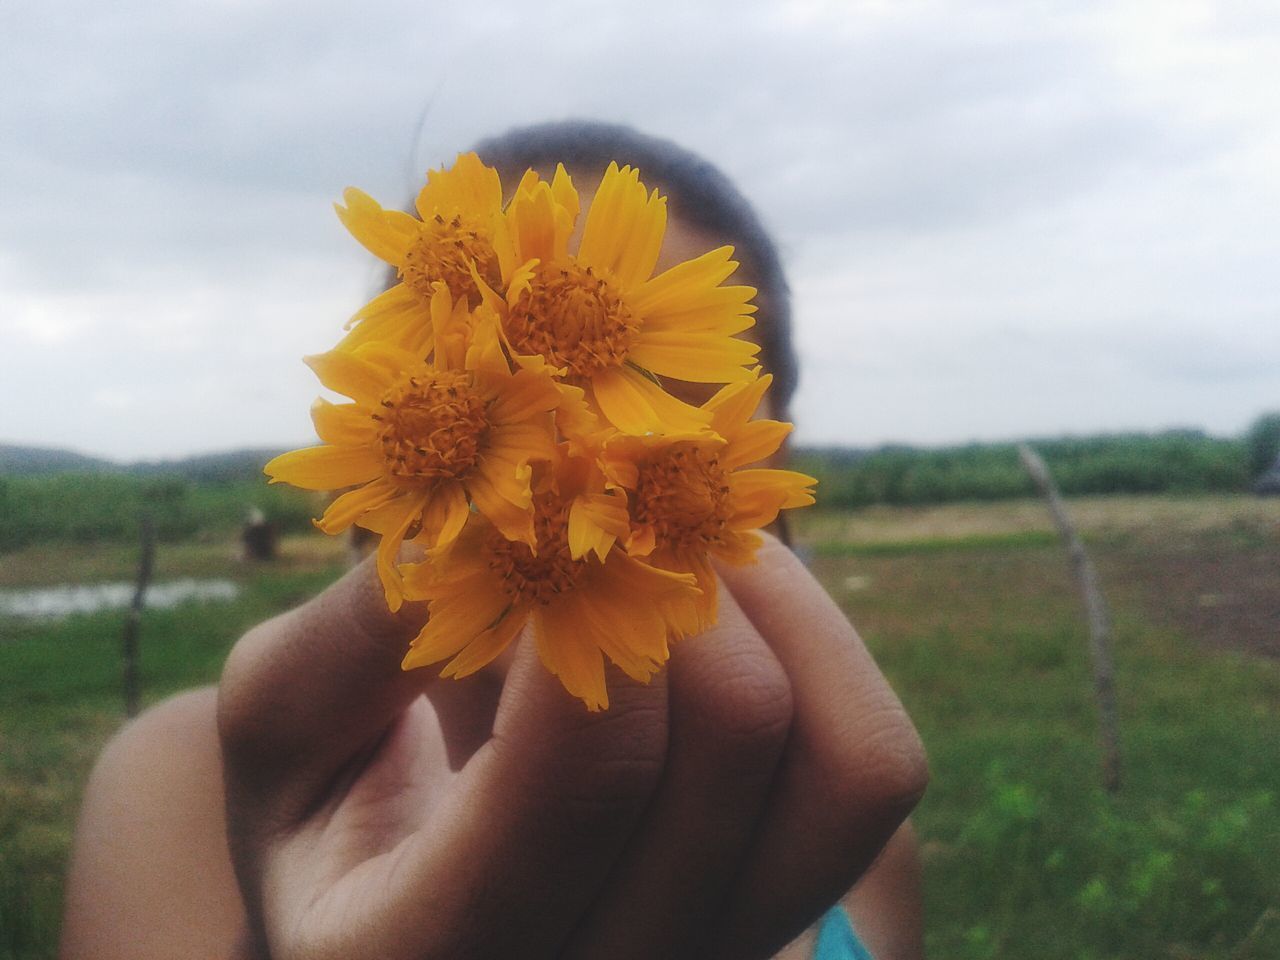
<box><xmin>559</xmin><ymin>582</ymin><xmax>793</xmax><ymax>959</ymax></box>
<box><xmin>291</xmin><ymin>636</ymin><xmax>673</xmax><ymax>959</ymax></box>
<box><xmin>217</xmin><ymin>555</ymin><xmax>433</xmax><ymax>820</ymax></box>
<box><xmin>709</xmin><ymin>535</ymin><xmax>928</xmax><ymax>960</ymax></box>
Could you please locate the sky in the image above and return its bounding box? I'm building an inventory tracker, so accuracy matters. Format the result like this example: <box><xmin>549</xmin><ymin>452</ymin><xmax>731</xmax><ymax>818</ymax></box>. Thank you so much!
<box><xmin>2</xmin><ymin>0</ymin><xmax>1277</xmax><ymax>460</ymax></box>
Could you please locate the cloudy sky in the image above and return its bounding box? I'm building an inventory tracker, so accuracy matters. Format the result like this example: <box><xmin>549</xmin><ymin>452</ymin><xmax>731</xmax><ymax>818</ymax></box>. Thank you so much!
<box><xmin>2</xmin><ymin>0</ymin><xmax>1277</xmax><ymax>460</ymax></box>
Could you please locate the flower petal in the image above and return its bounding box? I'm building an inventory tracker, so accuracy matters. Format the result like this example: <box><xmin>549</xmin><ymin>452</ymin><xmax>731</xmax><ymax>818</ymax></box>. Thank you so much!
<box><xmin>628</xmin><ymin>333</ymin><xmax>759</xmax><ymax>383</ymax></box>
<box><xmin>657</xmin><ymin>547</ymin><xmax>719</xmax><ymax>633</ymax></box>
<box><xmin>316</xmin><ymin>477</ymin><xmax>401</xmax><ymax>534</ymax></box>
<box><xmin>594</xmin><ymin>552</ymin><xmax>700</xmax><ymax>648</ymax></box>
<box><xmin>704</xmin><ymin>374</ymin><xmax>772</xmax><ymax>434</ymax></box>
<box><xmin>568</xmin><ymin>493</ymin><xmax>630</xmax><ymax>562</ymax></box>
<box><xmin>468</xmin><ymin>468</ymin><xmax>535</xmax><ymax>545</ymax></box>
<box><xmin>339</xmin><ymin>284</ymin><xmax>430</xmax><ymax>352</ymax></box>
<box><xmin>310</xmin><ymin>398</ymin><xmax>375</xmax><ymax>446</ymax></box>
<box><xmin>335</xmin><ymin>188</ymin><xmax>417</xmax><ymax>266</ymax></box>
<box><xmin>440</xmin><ymin>605</ymin><xmax>527</xmax><ymax>679</ymax></box>
<box><xmin>486</xmin><ymin>421</ymin><xmax>556</xmax><ymax>466</ymax></box>
<box><xmin>630</xmin><ymin>246</ymin><xmax>744</xmax><ymax>315</ymax></box>
<box><xmin>553</xmin><ymin>383</ymin><xmax>601</xmax><ymax>451</ymax></box>
<box><xmin>576</xmin><ymin>588</ymin><xmax>666</xmax><ymax>684</ymax></box>
<box><xmin>507</xmin><ymin>180</ymin><xmax>571</xmax><ymax>265</ymax></box>
<box><xmin>535</xmin><ymin>598</ymin><xmax>610</xmax><ymax>711</ymax></box>
<box><xmin>727</xmin><ymin>468</ymin><xmax>818</xmax><ymax>531</ymax></box>
<box><xmin>465</xmin><ymin>307</ymin><xmax>511</xmax><ymax>378</ymax></box>
<box><xmin>430</xmin><ymin>283</ymin><xmax>469</xmax><ymax>371</ymax></box>
<box><xmin>304</xmin><ymin>350</ymin><xmax>396</xmax><ymax>406</ymax></box>
<box><xmin>625</xmin><ymin>522</ymin><xmax>657</xmax><ymax>557</ymax></box>
<box><xmin>265</xmin><ymin>445</ymin><xmax>382</xmax><ymax>491</ymax></box>
<box><xmin>375</xmin><ymin>491</ymin><xmax>429</xmax><ymax>611</ymax></box>
<box><xmin>591</xmin><ymin>366</ymin><xmax>713</xmax><ymax>435</ymax></box>
<box><xmin>401</xmin><ymin>536</ymin><xmax>492</xmax><ymax>600</ymax></box>
<box><xmin>636</xmin><ymin>295</ymin><xmax>757</xmax><ymax>336</ymax></box>
<box><xmin>578</xmin><ymin>163</ymin><xmax>667</xmax><ymax>292</ymax></box>
<box><xmin>710</xmin><ymin>529</ymin><xmax>762</xmax><ymax>566</ymax></box>
<box><xmin>420</xmin><ymin>480</ymin><xmax>470</xmax><ymax>549</ymax></box>
<box><xmin>352</xmin><ymin>341</ymin><xmax>429</xmax><ymax>381</ymax></box>
<box><xmin>487</xmin><ymin>369</ymin><xmax>562</xmax><ymax>425</ymax></box>
<box><xmin>721</xmin><ymin>419</ymin><xmax>792</xmax><ymax>469</ymax></box>
<box><xmin>550</xmin><ymin>164</ymin><xmax>580</xmax><ymax>229</ymax></box>
<box><xmin>415</xmin><ymin>151</ymin><xmax>502</xmax><ymax>221</ymax></box>
<box><xmin>403</xmin><ymin>583</ymin><xmax>514</xmax><ymax>672</ymax></box>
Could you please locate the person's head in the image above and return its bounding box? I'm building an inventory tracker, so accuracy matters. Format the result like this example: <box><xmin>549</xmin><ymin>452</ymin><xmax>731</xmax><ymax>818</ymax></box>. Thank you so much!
<box><xmin>469</xmin><ymin>120</ymin><xmax>797</xmax><ymax>422</ymax></box>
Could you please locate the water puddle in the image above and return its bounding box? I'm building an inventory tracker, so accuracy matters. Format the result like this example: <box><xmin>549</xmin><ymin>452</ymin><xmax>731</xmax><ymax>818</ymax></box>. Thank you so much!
<box><xmin>0</xmin><ymin>579</ymin><xmax>240</xmax><ymax>620</ymax></box>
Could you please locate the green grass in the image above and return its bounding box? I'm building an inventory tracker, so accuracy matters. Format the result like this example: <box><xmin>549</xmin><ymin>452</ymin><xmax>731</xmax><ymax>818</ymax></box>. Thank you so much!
<box><xmin>811</xmin><ymin>517</ymin><xmax>1280</xmax><ymax>959</ymax></box>
<box><xmin>810</xmin><ymin>530</ymin><xmax>1057</xmax><ymax>556</ymax></box>
<box><xmin>2</xmin><ymin>497</ymin><xmax>1279</xmax><ymax>958</ymax></box>
<box><xmin>0</xmin><ymin>537</ymin><xmax>345</xmax><ymax>959</ymax></box>
<box><xmin>0</xmin><ymin>473</ymin><xmax>320</xmax><ymax>551</ymax></box>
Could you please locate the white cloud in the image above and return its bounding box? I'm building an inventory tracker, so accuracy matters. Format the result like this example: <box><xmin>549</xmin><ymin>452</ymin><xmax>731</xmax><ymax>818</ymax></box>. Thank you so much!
<box><xmin>1</xmin><ymin>0</ymin><xmax>1277</xmax><ymax>458</ymax></box>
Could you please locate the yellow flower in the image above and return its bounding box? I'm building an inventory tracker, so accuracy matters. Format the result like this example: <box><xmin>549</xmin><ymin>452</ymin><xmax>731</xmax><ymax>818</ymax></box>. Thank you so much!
<box><xmin>600</xmin><ymin>371</ymin><xmax>816</xmax><ymax>629</ymax></box>
<box><xmin>399</xmin><ymin>454</ymin><xmax>702</xmax><ymax>711</ymax></box>
<box><xmin>334</xmin><ymin>152</ymin><xmax>504</xmax><ymax>352</ymax></box>
<box><xmin>478</xmin><ymin>163</ymin><xmax>761</xmax><ymax>436</ymax></box>
<box><xmin>264</xmin><ymin>292</ymin><xmax>560</xmax><ymax>610</ymax></box>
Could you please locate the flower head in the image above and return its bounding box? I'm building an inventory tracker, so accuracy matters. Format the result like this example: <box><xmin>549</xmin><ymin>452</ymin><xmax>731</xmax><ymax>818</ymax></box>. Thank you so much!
<box><xmin>265</xmin><ymin>291</ymin><xmax>560</xmax><ymax>609</ymax></box>
<box><xmin>400</xmin><ymin>453</ymin><xmax>701</xmax><ymax>710</ymax></box>
<box><xmin>334</xmin><ymin>152</ymin><xmax>504</xmax><ymax>352</ymax></box>
<box><xmin>600</xmin><ymin>371</ymin><xmax>816</xmax><ymax>628</ymax></box>
<box><xmin>475</xmin><ymin>163</ymin><xmax>760</xmax><ymax>436</ymax></box>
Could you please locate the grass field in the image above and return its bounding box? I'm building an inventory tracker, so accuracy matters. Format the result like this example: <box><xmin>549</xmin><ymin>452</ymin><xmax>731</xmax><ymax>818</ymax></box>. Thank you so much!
<box><xmin>0</xmin><ymin>535</ymin><xmax>349</xmax><ymax>958</ymax></box>
<box><xmin>2</xmin><ymin>495</ymin><xmax>1278</xmax><ymax>958</ymax></box>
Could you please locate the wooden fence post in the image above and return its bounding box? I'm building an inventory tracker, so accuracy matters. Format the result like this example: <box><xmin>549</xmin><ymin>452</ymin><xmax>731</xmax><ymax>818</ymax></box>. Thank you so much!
<box><xmin>122</xmin><ymin>512</ymin><xmax>155</xmax><ymax>718</ymax></box>
<box><xmin>1018</xmin><ymin>444</ymin><xmax>1123</xmax><ymax>793</ymax></box>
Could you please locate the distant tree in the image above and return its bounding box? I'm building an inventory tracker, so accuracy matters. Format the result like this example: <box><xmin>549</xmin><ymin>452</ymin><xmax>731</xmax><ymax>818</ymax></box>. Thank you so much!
<box><xmin>1245</xmin><ymin>412</ymin><xmax>1280</xmax><ymax>478</ymax></box>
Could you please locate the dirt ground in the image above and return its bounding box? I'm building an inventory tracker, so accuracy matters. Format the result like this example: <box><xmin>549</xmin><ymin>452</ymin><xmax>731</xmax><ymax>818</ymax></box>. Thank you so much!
<box><xmin>1100</xmin><ymin>539</ymin><xmax>1280</xmax><ymax>660</ymax></box>
<box><xmin>795</xmin><ymin>494</ymin><xmax>1280</xmax><ymax>659</ymax></box>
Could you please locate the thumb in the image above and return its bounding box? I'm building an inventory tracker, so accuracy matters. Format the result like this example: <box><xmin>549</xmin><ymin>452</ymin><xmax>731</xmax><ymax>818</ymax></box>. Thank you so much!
<box><xmin>217</xmin><ymin>554</ymin><xmax>433</xmax><ymax>815</ymax></box>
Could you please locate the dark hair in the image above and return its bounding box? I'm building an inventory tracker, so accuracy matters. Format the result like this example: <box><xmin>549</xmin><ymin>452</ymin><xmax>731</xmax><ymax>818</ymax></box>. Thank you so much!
<box><xmin>470</xmin><ymin>120</ymin><xmax>798</xmax><ymax>416</ymax></box>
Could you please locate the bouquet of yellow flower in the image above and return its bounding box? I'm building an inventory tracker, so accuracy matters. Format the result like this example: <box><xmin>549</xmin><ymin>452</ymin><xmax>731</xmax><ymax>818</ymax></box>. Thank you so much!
<box><xmin>265</xmin><ymin>153</ymin><xmax>816</xmax><ymax>710</ymax></box>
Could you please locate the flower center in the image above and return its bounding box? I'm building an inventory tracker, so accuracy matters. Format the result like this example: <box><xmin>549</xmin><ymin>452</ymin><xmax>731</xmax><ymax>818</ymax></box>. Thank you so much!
<box><xmin>399</xmin><ymin>213</ymin><xmax>501</xmax><ymax>305</ymax></box>
<box><xmin>505</xmin><ymin>260</ymin><xmax>639</xmax><ymax>378</ymax></box>
<box><xmin>374</xmin><ymin>370</ymin><xmax>490</xmax><ymax>480</ymax></box>
<box><xmin>632</xmin><ymin>444</ymin><xmax>732</xmax><ymax>550</ymax></box>
<box><xmin>486</xmin><ymin>494</ymin><xmax>589</xmax><ymax>605</ymax></box>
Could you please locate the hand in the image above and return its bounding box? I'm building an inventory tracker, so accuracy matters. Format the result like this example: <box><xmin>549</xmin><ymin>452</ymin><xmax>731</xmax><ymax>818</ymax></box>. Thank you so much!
<box><xmin>217</xmin><ymin>535</ymin><xmax>927</xmax><ymax>960</ymax></box>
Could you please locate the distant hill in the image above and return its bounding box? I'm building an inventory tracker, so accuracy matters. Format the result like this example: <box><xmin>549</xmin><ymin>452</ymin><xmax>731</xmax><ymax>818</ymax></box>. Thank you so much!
<box><xmin>0</xmin><ymin>443</ymin><xmax>294</xmax><ymax>481</ymax></box>
<box><xmin>0</xmin><ymin>444</ymin><xmax>119</xmax><ymax>476</ymax></box>
<box><xmin>129</xmin><ymin>448</ymin><xmax>292</xmax><ymax>482</ymax></box>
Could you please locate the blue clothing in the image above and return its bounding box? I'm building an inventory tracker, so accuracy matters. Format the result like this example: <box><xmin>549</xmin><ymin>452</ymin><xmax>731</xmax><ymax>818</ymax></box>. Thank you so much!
<box><xmin>814</xmin><ymin>906</ymin><xmax>873</xmax><ymax>960</ymax></box>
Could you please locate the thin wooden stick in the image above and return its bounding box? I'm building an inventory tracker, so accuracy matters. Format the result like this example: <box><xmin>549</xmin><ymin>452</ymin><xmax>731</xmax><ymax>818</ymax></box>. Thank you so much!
<box><xmin>1018</xmin><ymin>444</ymin><xmax>1122</xmax><ymax>793</ymax></box>
<box><xmin>121</xmin><ymin>512</ymin><xmax>155</xmax><ymax>718</ymax></box>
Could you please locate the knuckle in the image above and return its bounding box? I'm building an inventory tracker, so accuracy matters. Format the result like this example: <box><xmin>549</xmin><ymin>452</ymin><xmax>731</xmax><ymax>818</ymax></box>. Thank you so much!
<box><xmin>830</xmin><ymin>703</ymin><xmax>929</xmax><ymax>815</ymax></box>
<box><xmin>215</xmin><ymin>622</ymin><xmax>280</xmax><ymax>756</ymax></box>
<box><xmin>694</xmin><ymin>648</ymin><xmax>794</xmax><ymax>758</ymax></box>
<box><xmin>343</xmin><ymin>562</ymin><xmax>423</xmax><ymax>650</ymax></box>
<box><xmin>754</xmin><ymin>530</ymin><xmax>806</xmax><ymax>577</ymax></box>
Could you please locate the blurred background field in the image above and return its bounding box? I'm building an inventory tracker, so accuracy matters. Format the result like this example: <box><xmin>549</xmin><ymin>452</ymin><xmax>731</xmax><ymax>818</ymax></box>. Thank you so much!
<box><xmin>2</xmin><ymin>431</ymin><xmax>1279</xmax><ymax>959</ymax></box>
